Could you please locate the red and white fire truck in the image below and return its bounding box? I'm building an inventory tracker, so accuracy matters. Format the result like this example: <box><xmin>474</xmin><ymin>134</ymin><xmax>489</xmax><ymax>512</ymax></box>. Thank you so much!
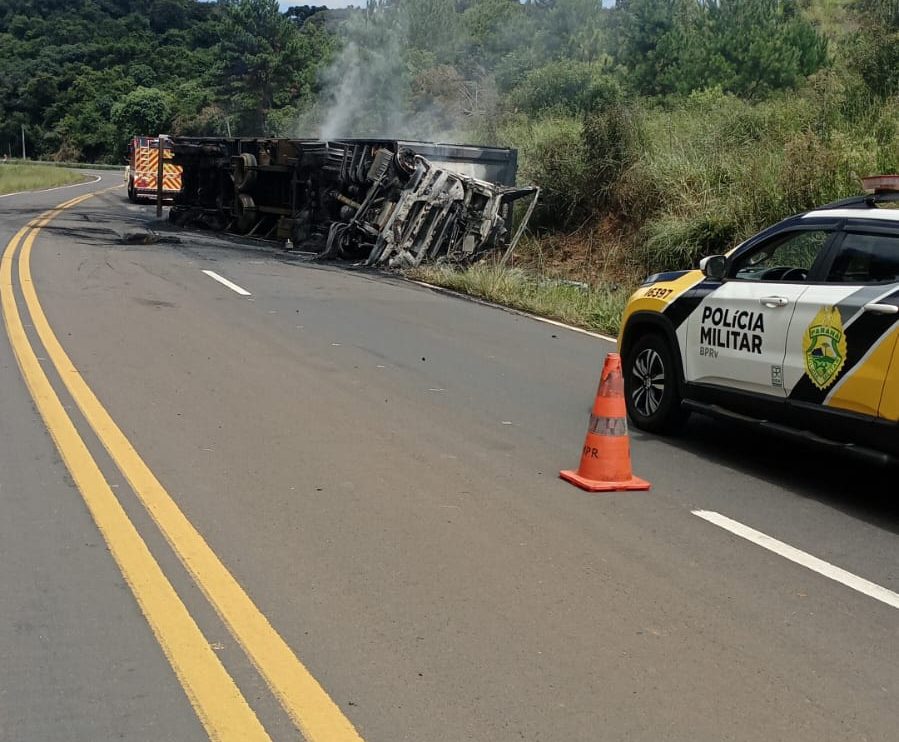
<box><xmin>124</xmin><ymin>136</ymin><xmax>182</xmax><ymax>202</ymax></box>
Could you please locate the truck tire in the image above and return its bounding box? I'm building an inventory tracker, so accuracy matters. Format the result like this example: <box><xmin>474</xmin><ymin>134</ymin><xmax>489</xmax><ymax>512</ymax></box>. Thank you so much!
<box><xmin>233</xmin><ymin>153</ymin><xmax>257</xmax><ymax>193</ymax></box>
<box><xmin>234</xmin><ymin>193</ymin><xmax>257</xmax><ymax>233</ymax></box>
<box><xmin>127</xmin><ymin>179</ymin><xmax>137</xmax><ymax>203</ymax></box>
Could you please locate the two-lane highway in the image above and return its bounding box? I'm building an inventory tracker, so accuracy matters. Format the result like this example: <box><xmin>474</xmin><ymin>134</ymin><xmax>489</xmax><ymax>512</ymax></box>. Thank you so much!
<box><xmin>1</xmin><ymin>178</ymin><xmax>896</xmax><ymax>741</ymax></box>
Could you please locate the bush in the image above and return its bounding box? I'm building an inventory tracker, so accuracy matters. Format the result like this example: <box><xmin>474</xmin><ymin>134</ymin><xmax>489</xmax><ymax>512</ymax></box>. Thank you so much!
<box><xmin>614</xmin><ymin>91</ymin><xmax>810</xmax><ymax>270</ymax></box>
<box><xmin>508</xmin><ymin>60</ymin><xmax>621</xmax><ymax>116</ymax></box>
<box><xmin>639</xmin><ymin>210</ymin><xmax>741</xmax><ymax>272</ymax></box>
<box><xmin>596</xmin><ymin>79</ymin><xmax>899</xmax><ymax>273</ymax></box>
<box><xmin>847</xmin><ymin>28</ymin><xmax>899</xmax><ymax>99</ymax></box>
<box><xmin>500</xmin><ymin>114</ymin><xmax>591</xmax><ymax>231</ymax></box>
<box><xmin>582</xmin><ymin>103</ymin><xmax>643</xmax><ymax>210</ymax></box>
<box><xmin>778</xmin><ymin>129</ymin><xmax>878</xmax><ymax>214</ymax></box>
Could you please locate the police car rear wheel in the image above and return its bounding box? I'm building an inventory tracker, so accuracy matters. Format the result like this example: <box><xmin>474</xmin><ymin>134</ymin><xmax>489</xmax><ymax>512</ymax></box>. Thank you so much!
<box><xmin>624</xmin><ymin>333</ymin><xmax>688</xmax><ymax>434</ymax></box>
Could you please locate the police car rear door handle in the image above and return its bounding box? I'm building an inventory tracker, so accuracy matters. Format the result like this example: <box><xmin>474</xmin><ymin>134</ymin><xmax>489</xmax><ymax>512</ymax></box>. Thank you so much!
<box><xmin>863</xmin><ymin>302</ymin><xmax>899</xmax><ymax>315</ymax></box>
<box><xmin>759</xmin><ymin>296</ymin><xmax>790</xmax><ymax>308</ymax></box>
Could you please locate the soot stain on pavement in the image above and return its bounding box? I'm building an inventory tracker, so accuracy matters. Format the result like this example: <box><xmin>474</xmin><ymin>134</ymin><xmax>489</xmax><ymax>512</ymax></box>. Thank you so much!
<box><xmin>134</xmin><ymin>298</ymin><xmax>176</xmax><ymax>309</ymax></box>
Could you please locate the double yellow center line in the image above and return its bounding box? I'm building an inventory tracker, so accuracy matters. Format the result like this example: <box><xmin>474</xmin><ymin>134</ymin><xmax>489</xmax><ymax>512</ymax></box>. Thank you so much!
<box><xmin>1</xmin><ymin>193</ymin><xmax>365</xmax><ymax>742</ymax></box>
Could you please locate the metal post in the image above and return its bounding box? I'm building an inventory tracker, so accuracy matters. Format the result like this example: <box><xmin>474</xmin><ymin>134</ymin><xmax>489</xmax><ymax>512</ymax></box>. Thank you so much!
<box><xmin>21</xmin><ymin>125</ymin><xmax>26</xmax><ymax>160</ymax></box>
<box><xmin>156</xmin><ymin>134</ymin><xmax>166</xmax><ymax>219</ymax></box>
<box><xmin>498</xmin><ymin>187</ymin><xmax>541</xmax><ymax>270</ymax></box>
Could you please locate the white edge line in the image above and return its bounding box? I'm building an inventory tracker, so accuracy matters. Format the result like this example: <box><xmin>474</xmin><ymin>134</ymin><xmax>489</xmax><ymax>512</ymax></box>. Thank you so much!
<box><xmin>0</xmin><ymin>173</ymin><xmax>103</xmax><ymax>199</ymax></box>
<box><xmin>202</xmin><ymin>270</ymin><xmax>252</xmax><ymax>296</ymax></box>
<box><xmin>407</xmin><ymin>279</ymin><xmax>618</xmax><ymax>343</ymax></box>
<box><xmin>693</xmin><ymin>509</ymin><xmax>899</xmax><ymax>610</ymax></box>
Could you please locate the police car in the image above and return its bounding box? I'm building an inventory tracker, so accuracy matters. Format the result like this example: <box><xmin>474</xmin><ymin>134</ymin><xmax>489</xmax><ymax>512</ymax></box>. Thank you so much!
<box><xmin>618</xmin><ymin>176</ymin><xmax>899</xmax><ymax>463</ymax></box>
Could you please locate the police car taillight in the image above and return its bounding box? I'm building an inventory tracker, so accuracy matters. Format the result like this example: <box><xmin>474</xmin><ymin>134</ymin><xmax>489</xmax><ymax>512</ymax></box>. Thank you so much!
<box><xmin>862</xmin><ymin>175</ymin><xmax>899</xmax><ymax>194</ymax></box>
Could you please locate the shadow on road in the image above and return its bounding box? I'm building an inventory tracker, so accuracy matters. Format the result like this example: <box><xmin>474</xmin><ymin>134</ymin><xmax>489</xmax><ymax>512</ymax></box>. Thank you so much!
<box><xmin>657</xmin><ymin>414</ymin><xmax>899</xmax><ymax>535</ymax></box>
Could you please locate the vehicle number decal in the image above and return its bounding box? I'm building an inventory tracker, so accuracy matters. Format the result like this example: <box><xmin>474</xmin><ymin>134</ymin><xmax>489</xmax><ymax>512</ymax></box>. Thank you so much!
<box><xmin>644</xmin><ymin>287</ymin><xmax>674</xmax><ymax>300</ymax></box>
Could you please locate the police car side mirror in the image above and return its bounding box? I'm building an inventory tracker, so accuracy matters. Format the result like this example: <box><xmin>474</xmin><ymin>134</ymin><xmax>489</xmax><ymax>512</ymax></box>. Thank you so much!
<box><xmin>700</xmin><ymin>255</ymin><xmax>727</xmax><ymax>280</ymax></box>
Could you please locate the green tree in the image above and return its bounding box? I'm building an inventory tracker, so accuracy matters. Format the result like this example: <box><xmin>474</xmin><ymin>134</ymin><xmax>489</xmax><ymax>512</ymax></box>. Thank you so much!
<box><xmin>216</xmin><ymin>0</ymin><xmax>328</xmax><ymax>134</ymax></box>
<box><xmin>848</xmin><ymin>0</ymin><xmax>899</xmax><ymax>97</ymax></box>
<box><xmin>509</xmin><ymin>59</ymin><xmax>621</xmax><ymax>115</ymax></box>
<box><xmin>46</xmin><ymin>67</ymin><xmax>133</xmax><ymax>161</ymax></box>
<box><xmin>539</xmin><ymin>0</ymin><xmax>610</xmax><ymax>62</ymax></box>
<box><xmin>0</xmin><ymin>0</ymin><xmax>227</xmax><ymax>160</ymax></box>
<box><xmin>404</xmin><ymin>0</ymin><xmax>461</xmax><ymax>61</ymax></box>
<box><xmin>111</xmin><ymin>86</ymin><xmax>173</xmax><ymax>139</ymax></box>
<box><xmin>614</xmin><ymin>0</ymin><xmax>827</xmax><ymax>97</ymax></box>
<box><xmin>705</xmin><ymin>1</ymin><xmax>827</xmax><ymax>97</ymax></box>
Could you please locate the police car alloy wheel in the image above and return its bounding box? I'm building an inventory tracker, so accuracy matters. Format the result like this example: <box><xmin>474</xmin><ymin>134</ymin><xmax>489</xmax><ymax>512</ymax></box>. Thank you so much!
<box><xmin>623</xmin><ymin>333</ymin><xmax>688</xmax><ymax>434</ymax></box>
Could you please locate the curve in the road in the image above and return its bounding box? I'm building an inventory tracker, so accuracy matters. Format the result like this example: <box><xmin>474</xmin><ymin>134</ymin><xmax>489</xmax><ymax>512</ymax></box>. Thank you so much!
<box><xmin>0</xmin><ymin>173</ymin><xmax>103</xmax><ymax>199</ymax></box>
<box><xmin>3</xmin><ymin>191</ymin><xmax>366</xmax><ymax>742</ymax></box>
<box><xmin>1</xmin><ymin>193</ymin><xmax>271</xmax><ymax>741</ymax></box>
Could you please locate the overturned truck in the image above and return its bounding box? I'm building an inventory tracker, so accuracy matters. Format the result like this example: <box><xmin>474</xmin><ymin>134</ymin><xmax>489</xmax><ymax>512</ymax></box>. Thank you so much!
<box><xmin>168</xmin><ymin>137</ymin><xmax>538</xmax><ymax>267</ymax></box>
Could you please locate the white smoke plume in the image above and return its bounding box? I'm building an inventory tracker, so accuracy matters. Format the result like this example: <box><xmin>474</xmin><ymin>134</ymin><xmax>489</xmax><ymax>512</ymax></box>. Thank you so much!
<box><xmin>318</xmin><ymin>24</ymin><xmax>408</xmax><ymax>138</ymax></box>
<box><xmin>309</xmin><ymin>3</ymin><xmax>494</xmax><ymax>142</ymax></box>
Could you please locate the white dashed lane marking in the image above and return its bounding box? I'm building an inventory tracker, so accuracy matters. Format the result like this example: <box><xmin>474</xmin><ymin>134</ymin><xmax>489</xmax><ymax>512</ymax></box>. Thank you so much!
<box><xmin>202</xmin><ymin>270</ymin><xmax>252</xmax><ymax>296</ymax></box>
<box><xmin>694</xmin><ymin>510</ymin><xmax>899</xmax><ymax>610</ymax></box>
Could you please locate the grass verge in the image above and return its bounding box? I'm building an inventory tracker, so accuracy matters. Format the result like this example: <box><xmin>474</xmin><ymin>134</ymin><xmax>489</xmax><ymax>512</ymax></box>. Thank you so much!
<box><xmin>410</xmin><ymin>263</ymin><xmax>632</xmax><ymax>337</ymax></box>
<box><xmin>0</xmin><ymin>163</ymin><xmax>88</xmax><ymax>195</ymax></box>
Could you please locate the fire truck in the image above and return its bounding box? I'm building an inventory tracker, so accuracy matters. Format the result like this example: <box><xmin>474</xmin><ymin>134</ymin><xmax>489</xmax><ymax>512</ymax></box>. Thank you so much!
<box><xmin>125</xmin><ymin>136</ymin><xmax>182</xmax><ymax>202</ymax></box>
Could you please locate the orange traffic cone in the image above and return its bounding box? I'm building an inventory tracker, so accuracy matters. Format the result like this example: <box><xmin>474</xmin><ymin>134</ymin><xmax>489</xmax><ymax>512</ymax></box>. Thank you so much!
<box><xmin>560</xmin><ymin>352</ymin><xmax>651</xmax><ymax>492</ymax></box>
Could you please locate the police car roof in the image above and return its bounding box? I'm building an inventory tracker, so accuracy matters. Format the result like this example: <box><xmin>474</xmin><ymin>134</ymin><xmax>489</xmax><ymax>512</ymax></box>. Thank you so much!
<box><xmin>801</xmin><ymin>207</ymin><xmax>899</xmax><ymax>222</ymax></box>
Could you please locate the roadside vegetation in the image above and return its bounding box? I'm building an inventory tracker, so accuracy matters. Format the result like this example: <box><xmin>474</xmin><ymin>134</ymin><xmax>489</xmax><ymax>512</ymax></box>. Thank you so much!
<box><xmin>3</xmin><ymin>1</ymin><xmax>898</xmax><ymax>333</ymax></box>
<box><xmin>412</xmin><ymin>261</ymin><xmax>631</xmax><ymax>336</ymax></box>
<box><xmin>0</xmin><ymin>163</ymin><xmax>86</xmax><ymax>196</ymax></box>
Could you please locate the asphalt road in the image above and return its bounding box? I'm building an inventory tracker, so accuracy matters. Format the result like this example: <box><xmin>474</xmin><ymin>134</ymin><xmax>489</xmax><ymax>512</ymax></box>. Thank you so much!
<box><xmin>1</xmin><ymin>174</ymin><xmax>896</xmax><ymax>741</ymax></box>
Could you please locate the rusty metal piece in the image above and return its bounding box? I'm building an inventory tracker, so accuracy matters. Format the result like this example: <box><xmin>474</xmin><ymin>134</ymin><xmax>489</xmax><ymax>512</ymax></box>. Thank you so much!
<box><xmin>334</xmin><ymin>192</ymin><xmax>363</xmax><ymax>210</ymax></box>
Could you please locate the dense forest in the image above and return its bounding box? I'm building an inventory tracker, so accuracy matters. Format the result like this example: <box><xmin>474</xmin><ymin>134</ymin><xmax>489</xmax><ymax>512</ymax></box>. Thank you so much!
<box><xmin>0</xmin><ymin>1</ymin><xmax>335</xmax><ymax>161</ymax></box>
<box><xmin>2</xmin><ymin>0</ymin><xmax>899</xmax><ymax>275</ymax></box>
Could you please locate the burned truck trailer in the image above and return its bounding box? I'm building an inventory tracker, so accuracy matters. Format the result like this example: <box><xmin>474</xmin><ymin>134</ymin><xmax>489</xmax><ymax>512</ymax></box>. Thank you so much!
<box><xmin>168</xmin><ymin>137</ymin><xmax>538</xmax><ymax>267</ymax></box>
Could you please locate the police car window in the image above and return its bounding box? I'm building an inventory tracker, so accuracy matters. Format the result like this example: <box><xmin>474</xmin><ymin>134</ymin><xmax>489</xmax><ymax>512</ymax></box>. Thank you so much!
<box><xmin>826</xmin><ymin>232</ymin><xmax>899</xmax><ymax>283</ymax></box>
<box><xmin>731</xmin><ymin>230</ymin><xmax>830</xmax><ymax>281</ymax></box>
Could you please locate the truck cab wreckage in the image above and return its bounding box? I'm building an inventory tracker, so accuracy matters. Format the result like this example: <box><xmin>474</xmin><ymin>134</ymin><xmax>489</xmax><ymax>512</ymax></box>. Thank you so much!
<box><xmin>168</xmin><ymin>137</ymin><xmax>539</xmax><ymax>267</ymax></box>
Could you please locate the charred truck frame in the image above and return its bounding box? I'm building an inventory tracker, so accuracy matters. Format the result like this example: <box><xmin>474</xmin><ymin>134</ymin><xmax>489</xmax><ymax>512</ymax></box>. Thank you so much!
<box><xmin>168</xmin><ymin>138</ymin><xmax>538</xmax><ymax>267</ymax></box>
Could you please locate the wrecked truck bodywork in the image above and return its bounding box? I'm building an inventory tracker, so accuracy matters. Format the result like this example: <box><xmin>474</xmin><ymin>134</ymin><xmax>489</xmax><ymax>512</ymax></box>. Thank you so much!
<box><xmin>168</xmin><ymin>137</ymin><xmax>537</xmax><ymax>266</ymax></box>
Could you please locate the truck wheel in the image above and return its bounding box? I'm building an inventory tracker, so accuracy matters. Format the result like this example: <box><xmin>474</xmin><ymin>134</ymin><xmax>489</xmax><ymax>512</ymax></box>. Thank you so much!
<box><xmin>233</xmin><ymin>153</ymin><xmax>257</xmax><ymax>193</ymax></box>
<box><xmin>623</xmin><ymin>332</ymin><xmax>689</xmax><ymax>435</ymax></box>
<box><xmin>234</xmin><ymin>193</ymin><xmax>257</xmax><ymax>233</ymax></box>
<box><xmin>127</xmin><ymin>180</ymin><xmax>137</xmax><ymax>203</ymax></box>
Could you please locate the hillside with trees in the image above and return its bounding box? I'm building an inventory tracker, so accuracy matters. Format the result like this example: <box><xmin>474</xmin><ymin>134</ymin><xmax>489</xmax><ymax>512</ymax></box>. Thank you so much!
<box><xmin>3</xmin><ymin>0</ymin><xmax>899</xmax><ymax>311</ymax></box>
<box><xmin>0</xmin><ymin>1</ymin><xmax>334</xmax><ymax>161</ymax></box>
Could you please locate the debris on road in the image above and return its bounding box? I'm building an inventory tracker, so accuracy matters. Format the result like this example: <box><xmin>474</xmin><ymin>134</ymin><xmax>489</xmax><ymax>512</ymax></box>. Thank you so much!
<box><xmin>121</xmin><ymin>230</ymin><xmax>181</xmax><ymax>245</ymax></box>
<box><xmin>168</xmin><ymin>137</ymin><xmax>538</xmax><ymax>267</ymax></box>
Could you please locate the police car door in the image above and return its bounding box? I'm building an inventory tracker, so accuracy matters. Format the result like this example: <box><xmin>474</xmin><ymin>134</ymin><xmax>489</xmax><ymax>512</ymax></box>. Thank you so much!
<box><xmin>784</xmin><ymin>223</ymin><xmax>899</xmax><ymax>417</ymax></box>
<box><xmin>685</xmin><ymin>228</ymin><xmax>836</xmax><ymax>397</ymax></box>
